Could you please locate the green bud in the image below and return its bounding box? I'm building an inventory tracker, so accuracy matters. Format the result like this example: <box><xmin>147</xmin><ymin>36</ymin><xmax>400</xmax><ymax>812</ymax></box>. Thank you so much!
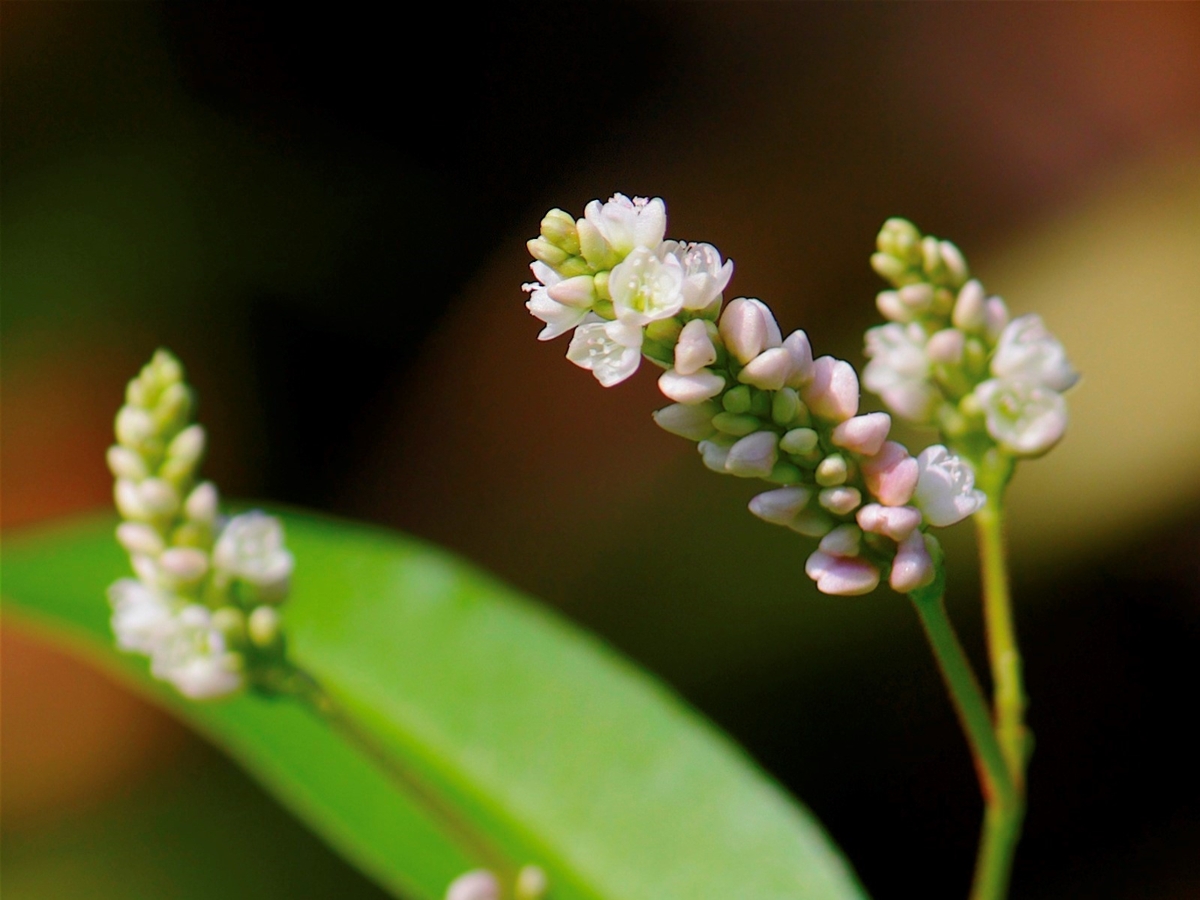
<box><xmin>932</xmin><ymin>287</ymin><xmax>955</xmax><ymax>317</ymax></box>
<box><xmin>963</xmin><ymin>337</ymin><xmax>989</xmax><ymax>378</ymax></box>
<box><xmin>171</xmin><ymin>520</ymin><xmax>212</xmax><ymax>549</ymax></box>
<box><xmin>556</xmin><ymin>256</ymin><xmax>593</xmax><ymax>279</ymax></box>
<box><xmin>722</xmin><ymin>385</ymin><xmax>753</xmax><ymax>414</ymax></box>
<box><xmin>153</xmin><ymin>382</ymin><xmax>193</xmax><ymax>437</ymax></box>
<box><xmin>151</xmin><ymin>349</ymin><xmax>184</xmax><ymax>388</ymax></box>
<box><xmin>540</xmin><ymin>209</ymin><xmax>580</xmax><ymax>255</ymax></box>
<box><xmin>771</xmin><ymin>388</ymin><xmax>801</xmax><ymax>426</ymax></box>
<box><xmin>815</xmin><ymin>453</ymin><xmax>848</xmax><ymax>486</ymax></box>
<box><xmin>748</xmin><ymin>389</ymin><xmax>771</xmax><ymax>418</ymax></box>
<box><xmin>593</xmin><ymin>269</ymin><xmax>611</xmax><ymax>301</ymax></box>
<box><xmin>212</xmin><ymin>606</ymin><xmax>247</xmax><ymax>646</ymax></box>
<box><xmin>767</xmin><ymin>462</ymin><xmax>802</xmax><ymax>485</ymax></box>
<box><xmin>640</xmin><ymin>338</ymin><xmax>675</xmax><ymax>368</ymax></box>
<box><xmin>870</xmin><ymin>252</ymin><xmax>908</xmax><ymax>285</ymax></box>
<box><xmin>527</xmin><ymin>236</ymin><xmax>569</xmax><ymax>267</ymax></box>
<box><xmin>591</xmin><ymin>298</ymin><xmax>615</xmax><ymax>320</ymax></box>
<box><xmin>645</xmin><ymin>317</ymin><xmax>682</xmax><ymax>345</ymax></box>
<box><xmin>712</xmin><ymin>412</ymin><xmax>762</xmax><ymax>437</ymax></box>
<box><xmin>248</xmin><ymin>605</ymin><xmax>283</xmax><ymax>649</ymax></box>
<box><xmin>780</xmin><ymin>427</ymin><xmax>819</xmax><ymax>455</ymax></box>
<box><xmin>877</xmin><ymin>218</ymin><xmax>922</xmax><ymax>261</ymax></box>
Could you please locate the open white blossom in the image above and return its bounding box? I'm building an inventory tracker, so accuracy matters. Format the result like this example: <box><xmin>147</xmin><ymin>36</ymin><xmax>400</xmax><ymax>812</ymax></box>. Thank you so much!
<box><xmin>863</xmin><ymin>323</ymin><xmax>938</xmax><ymax>422</ymax></box>
<box><xmin>661</xmin><ymin>240</ymin><xmax>734</xmax><ymax>311</ymax></box>
<box><xmin>524</xmin><ymin>261</ymin><xmax>589</xmax><ymax>341</ymax></box>
<box><xmin>108</xmin><ymin>578</ymin><xmax>180</xmax><ymax>655</ymax></box>
<box><xmin>990</xmin><ymin>314</ymin><xmax>1078</xmax><ymax>392</ymax></box>
<box><xmin>583</xmin><ymin>194</ymin><xmax>666</xmax><ymax>258</ymax></box>
<box><xmin>566</xmin><ymin>316</ymin><xmax>644</xmax><ymax>386</ymax></box>
<box><xmin>975</xmin><ymin>378</ymin><xmax>1069</xmax><ymax>457</ymax></box>
<box><xmin>912</xmin><ymin>445</ymin><xmax>986</xmax><ymax>527</ymax></box>
<box><xmin>214</xmin><ymin>511</ymin><xmax>294</xmax><ymax>600</ymax></box>
<box><xmin>609</xmin><ymin>246</ymin><xmax>685</xmax><ymax>326</ymax></box>
<box><xmin>150</xmin><ymin>604</ymin><xmax>243</xmax><ymax>700</ymax></box>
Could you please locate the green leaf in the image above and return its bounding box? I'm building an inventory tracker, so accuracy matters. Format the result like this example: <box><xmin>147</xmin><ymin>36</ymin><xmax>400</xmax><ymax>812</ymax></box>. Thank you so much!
<box><xmin>2</xmin><ymin>511</ymin><xmax>867</xmax><ymax>900</ymax></box>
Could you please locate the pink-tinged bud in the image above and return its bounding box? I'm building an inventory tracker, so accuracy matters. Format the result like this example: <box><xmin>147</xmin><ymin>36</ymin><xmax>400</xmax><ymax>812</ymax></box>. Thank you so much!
<box><xmin>952</xmin><ymin>279</ymin><xmax>986</xmax><ymax>331</ymax></box>
<box><xmin>658</xmin><ymin>368</ymin><xmax>725</xmax><ymax>404</ymax></box>
<box><xmin>546</xmin><ymin>274</ymin><xmax>597</xmax><ymax>309</ymax></box>
<box><xmin>801</xmin><ymin>357</ymin><xmax>859</xmax><ymax>423</ymax></box>
<box><xmin>783</xmin><ymin>330</ymin><xmax>815</xmax><ymax>387</ymax></box>
<box><xmin>159</xmin><ymin>547</ymin><xmax>210</xmax><ymax>583</ymax></box>
<box><xmin>748</xmin><ymin>486</ymin><xmax>812</xmax><ymax>525</ymax></box>
<box><xmin>984</xmin><ymin>297</ymin><xmax>1011</xmax><ymax>344</ymax></box>
<box><xmin>926</xmin><ymin>329</ymin><xmax>965</xmax><ymax>365</ymax></box>
<box><xmin>446</xmin><ymin>870</ymin><xmax>501</xmax><ymax>900</ymax></box>
<box><xmin>805</xmin><ymin>550</ymin><xmax>880</xmax><ymax>596</ymax></box>
<box><xmin>890</xmin><ymin>531</ymin><xmax>936</xmax><ymax>593</ymax></box>
<box><xmin>724</xmin><ymin>431</ymin><xmax>779</xmax><ymax>478</ymax></box>
<box><xmin>856</xmin><ymin>503</ymin><xmax>922</xmax><ymax>541</ymax></box>
<box><xmin>653</xmin><ymin>401</ymin><xmax>719</xmax><ymax>441</ymax></box>
<box><xmin>939</xmin><ymin>240</ymin><xmax>968</xmax><ymax>284</ymax></box>
<box><xmin>698</xmin><ymin>440</ymin><xmax>731</xmax><ymax>473</ymax></box>
<box><xmin>913</xmin><ymin>445</ymin><xmax>986</xmax><ymax>525</ymax></box>
<box><xmin>116</xmin><ymin>521</ymin><xmax>165</xmax><ymax>556</ymax></box>
<box><xmin>719</xmin><ymin>298</ymin><xmax>770</xmax><ymax>364</ymax></box>
<box><xmin>748</xmin><ymin>299</ymin><xmax>783</xmax><ymax>347</ymax></box>
<box><xmin>861</xmin><ymin>441</ymin><xmax>919</xmax><ymax>507</ymax></box>
<box><xmin>107</xmin><ymin>445</ymin><xmax>148</xmax><ymax>480</ymax></box>
<box><xmin>818</xmin><ymin>486</ymin><xmax>862</xmax><ymax>516</ymax></box>
<box><xmin>738</xmin><ymin>347</ymin><xmax>794</xmax><ymax>391</ymax></box>
<box><xmin>819</xmin><ymin>524</ymin><xmax>862</xmax><ymax>557</ymax></box>
<box><xmin>674</xmin><ymin>319</ymin><xmax>718</xmax><ymax>375</ymax></box>
<box><xmin>831</xmin><ymin>412</ymin><xmax>891</xmax><ymax>456</ymax></box>
<box><xmin>898</xmin><ymin>283</ymin><xmax>934</xmax><ymax>313</ymax></box>
<box><xmin>876</xmin><ymin>290</ymin><xmax>914</xmax><ymax>323</ymax></box>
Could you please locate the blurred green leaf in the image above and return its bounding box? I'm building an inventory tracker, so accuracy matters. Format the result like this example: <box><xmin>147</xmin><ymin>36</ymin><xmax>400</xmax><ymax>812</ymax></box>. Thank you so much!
<box><xmin>2</xmin><ymin>511</ymin><xmax>867</xmax><ymax>900</ymax></box>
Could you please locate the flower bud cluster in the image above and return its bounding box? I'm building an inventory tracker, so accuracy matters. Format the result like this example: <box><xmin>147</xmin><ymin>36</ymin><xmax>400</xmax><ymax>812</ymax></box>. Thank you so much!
<box><xmin>864</xmin><ymin>218</ymin><xmax>1079</xmax><ymax>458</ymax></box>
<box><xmin>525</xmin><ymin>198</ymin><xmax>986</xmax><ymax>596</ymax></box>
<box><xmin>106</xmin><ymin>350</ymin><xmax>294</xmax><ymax>699</ymax></box>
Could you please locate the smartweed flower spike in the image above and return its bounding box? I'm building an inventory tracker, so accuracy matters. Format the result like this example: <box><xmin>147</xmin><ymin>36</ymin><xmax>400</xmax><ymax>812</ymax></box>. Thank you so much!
<box><xmin>106</xmin><ymin>350</ymin><xmax>295</xmax><ymax>699</ymax></box>
<box><xmin>864</xmin><ymin>218</ymin><xmax>1079</xmax><ymax>459</ymax></box>
<box><xmin>524</xmin><ymin>196</ymin><xmax>984</xmax><ymax>596</ymax></box>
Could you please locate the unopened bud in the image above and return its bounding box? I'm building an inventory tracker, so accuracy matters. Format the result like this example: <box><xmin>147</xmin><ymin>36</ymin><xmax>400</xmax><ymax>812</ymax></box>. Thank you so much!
<box><xmin>658</xmin><ymin>368</ymin><xmax>725</xmax><ymax>404</ymax></box>
<box><xmin>674</xmin><ymin>319</ymin><xmax>718</xmax><ymax>375</ymax></box>
<box><xmin>749</xmin><ymin>487</ymin><xmax>812</xmax><ymax>525</ymax></box>
<box><xmin>527</xmin><ymin>236</ymin><xmax>569</xmax><ymax>267</ymax></box>
<box><xmin>771</xmin><ymin>387</ymin><xmax>801</xmax><ymax>426</ymax></box>
<box><xmin>184</xmin><ymin>481</ymin><xmax>219</xmax><ymax>525</ymax></box>
<box><xmin>815</xmin><ymin>454</ymin><xmax>848</xmax><ymax>486</ymax></box>
<box><xmin>818</xmin><ymin>486</ymin><xmax>862</xmax><ymax>516</ymax></box>
<box><xmin>739</xmin><ymin>347</ymin><xmax>794</xmax><ymax>391</ymax></box>
<box><xmin>952</xmin><ymin>279</ymin><xmax>986</xmax><ymax>331</ymax></box>
<box><xmin>159</xmin><ymin>547</ymin><xmax>209</xmax><ymax>584</ymax></box>
<box><xmin>115</xmin><ymin>406</ymin><xmax>156</xmax><ymax>448</ymax></box>
<box><xmin>248</xmin><ymin>605</ymin><xmax>283</xmax><ymax>648</ymax></box>
<box><xmin>926</xmin><ymin>329</ymin><xmax>965</xmax><ymax>365</ymax></box>
<box><xmin>107</xmin><ymin>445</ymin><xmax>148</xmax><ymax>480</ymax></box>
<box><xmin>652</xmin><ymin>402</ymin><xmax>718</xmax><ymax>441</ymax></box>
<box><xmin>515</xmin><ymin>865</ymin><xmax>549</xmax><ymax>900</ymax></box>
<box><xmin>870</xmin><ymin>252</ymin><xmax>907</xmax><ymax>284</ymax></box>
<box><xmin>724</xmin><ymin>431</ymin><xmax>778</xmax><ymax>478</ymax></box>
<box><xmin>780</xmin><ymin>427</ymin><xmax>819</xmax><ymax>455</ymax></box>
<box><xmin>818</xmin><ymin>523</ymin><xmax>862</xmax><ymax>557</ymax></box>
<box><xmin>540</xmin><ymin>208</ymin><xmax>580</xmax><ymax>255</ymax></box>
<box><xmin>712</xmin><ymin>411</ymin><xmax>761</xmax><ymax>437</ymax></box>
<box><xmin>116</xmin><ymin>521</ymin><xmax>165</xmax><ymax>556</ymax></box>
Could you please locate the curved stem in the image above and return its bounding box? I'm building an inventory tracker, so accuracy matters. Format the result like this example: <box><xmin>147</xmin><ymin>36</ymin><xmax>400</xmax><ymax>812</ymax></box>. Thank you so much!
<box><xmin>280</xmin><ymin>666</ymin><xmax>518</xmax><ymax>888</ymax></box>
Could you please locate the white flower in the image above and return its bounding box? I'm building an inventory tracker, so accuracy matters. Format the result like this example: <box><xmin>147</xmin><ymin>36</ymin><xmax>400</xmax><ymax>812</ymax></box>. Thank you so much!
<box><xmin>583</xmin><ymin>194</ymin><xmax>667</xmax><ymax>258</ymax></box>
<box><xmin>990</xmin><ymin>314</ymin><xmax>1079</xmax><ymax>392</ymax></box>
<box><xmin>863</xmin><ymin>322</ymin><xmax>938</xmax><ymax>422</ymax></box>
<box><xmin>565</xmin><ymin>315</ymin><xmax>644</xmax><ymax>387</ymax></box>
<box><xmin>660</xmin><ymin>240</ymin><xmax>734</xmax><ymax>311</ymax></box>
<box><xmin>524</xmin><ymin>261</ymin><xmax>589</xmax><ymax>341</ymax></box>
<box><xmin>975</xmin><ymin>377</ymin><xmax>1069</xmax><ymax>457</ymax></box>
<box><xmin>609</xmin><ymin>246</ymin><xmax>685</xmax><ymax>326</ymax></box>
<box><xmin>912</xmin><ymin>445</ymin><xmax>986</xmax><ymax>527</ymax></box>
<box><xmin>108</xmin><ymin>578</ymin><xmax>179</xmax><ymax>655</ymax></box>
<box><xmin>150</xmin><ymin>604</ymin><xmax>243</xmax><ymax>700</ymax></box>
<box><xmin>214</xmin><ymin>511</ymin><xmax>294</xmax><ymax>600</ymax></box>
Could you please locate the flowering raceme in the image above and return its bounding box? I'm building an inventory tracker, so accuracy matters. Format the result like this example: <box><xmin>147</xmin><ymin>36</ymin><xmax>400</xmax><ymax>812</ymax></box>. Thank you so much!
<box><xmin>105</xmin><ymin>350</ymin><xmax>295</xmax><ymax>699</ymax></box>
<box><xmin>863</xmin><ymin>218</ymin><xmax>1079</xmax><ymax>458</ymax></box>
<box><xmin>523</xmin><ymin>195</ymin><xmax>985</xmax><ymax>596</ymax></box>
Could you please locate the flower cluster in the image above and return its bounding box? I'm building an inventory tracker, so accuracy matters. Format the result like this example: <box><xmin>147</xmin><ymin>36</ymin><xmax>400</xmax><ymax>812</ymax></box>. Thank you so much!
<box><xmin>864</xmin><ymin>218</ymin><xmax>1079</xmax><ymax>457</ymax></box>
<box><xmin>106</xmin><ymin>350</ymin><xmax>294</xmax><ymax>699</ymax></box>
<box><xmin>525</xmin><ymin>197</ymin><xmax>985</xmax><ymax>596</ymax></box>
<box><xmin>444</xmin><ymin>866</ymin><xmax>547</xmax><ymax>900</ymax></box>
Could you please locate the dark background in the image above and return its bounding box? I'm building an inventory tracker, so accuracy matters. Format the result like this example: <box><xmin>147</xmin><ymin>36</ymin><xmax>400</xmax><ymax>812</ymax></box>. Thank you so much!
<box><xmin>4</xmin><ymin>3</ymin><xmax>1200</xmax><ymax>898</ymax></box>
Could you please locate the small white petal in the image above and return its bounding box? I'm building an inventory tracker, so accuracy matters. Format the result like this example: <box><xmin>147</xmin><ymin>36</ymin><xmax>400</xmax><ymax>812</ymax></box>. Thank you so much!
<box><xmin>566</xmin><ymin>318</ymin><xmax>643</xmax><ymax>386</ymax></box>
<box><xmin>976</xmin><ymin>378</ymin><xmax>1069</xmax><ymax>457</ymax></box>
<box><xmin>673</xmin><ymin>319</ymin><xmax>718</xmax><ymax>375</ymax></box>
<box><xmin>990</xmin><ymin>314</ymin><xmax>1079</xmax><ymax>392</ymax></box>
<box><xmin>913</xmin><ymin>445</ymin><xmax>986</xmax><ymax>527</ymax></box>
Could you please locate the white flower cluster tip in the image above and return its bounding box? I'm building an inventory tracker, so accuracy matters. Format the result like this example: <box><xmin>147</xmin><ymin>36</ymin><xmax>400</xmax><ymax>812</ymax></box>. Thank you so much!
<box><xmin>106</xmin><ymin>350</ymin><xmax>294</xmax><ymax>700</ymax></box>
<box><xmin>525</xmin><ymin>197</ymin><xmax>986</xmax><ymax>596</ymax></box>
<box><xmin>863</xmin><ymin>218</ymin><xmax>1079</xmax><ymax>457</ymax></box>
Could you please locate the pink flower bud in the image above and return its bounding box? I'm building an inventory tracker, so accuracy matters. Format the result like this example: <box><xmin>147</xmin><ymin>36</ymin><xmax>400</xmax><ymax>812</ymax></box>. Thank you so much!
<box><xmin>738</xmin><ymin>347</ymin><xmax>794</xmax><ymax>391</ymax></box>
<box><xmin>801</xmin><ymin>357</ymin><xmax>859</xmax><ymax>423</ymax></box>
<box><xmin>724</xmin><ymin>431</ymin><xmax>779</xmax><ymax>478</ymax></box>
<box><xmin>546</xmin><ymin>274</ymin><xmax>597</xmax><ymax>309</ymax></box>
<box><xmin>952</xmin><ymin>279</ymin><xmax>986</xmax><ymax>331</ymax></box>
<box><xmin>818</xmin><ymin>486</ymin><xmax>862</xmax><ymax>516</ymax></box>
<box><xmin>926</xmin><ymin>329</ymin><xmax>965</xmax><ymax>365</ymax></box>
<box><xmin>860</xmin><ymin>441</ymin><xmax>919</xmax><ymax>507</ymax></box>
<box><xmin>805</xmin><ymin>550</ymin><xmax>880</xmax><ymax>596</ymax></box>
<box><xmin>831</xmin><ymin>412</ymin><xmax>891</xmax><ymax>456</ymax></box>
<box><xmin>856</xmin><ymin>503</ymin><xmax>922</xmax><ymax>541</ymax></box>
<box><xmin>674</xmin><ymin>319</ymin><xmax>718</xmax><ymax>375</ymax></box>
<box><xmin>719</xmin><ymin>298</ymin><xmax>771</xmax><ymax>364</ymax></box>
<box><xmin>890</xmin><ymin>531</ymin><xmax>936</xmax><ymax>593</ymax></box>
<box><xmin>658</xmin><ymin>368</ymin><xmax>726</xmax><ymax>404</ymax></box>
<box><xmin>783</xmin><ymin>330</ymin><xmax>815</xmax><ymax>387</ymax></box>
<box><xmin>748</xmin><ymin>486</ymin><xmax>812</xmax><ymax>525</ymax></box>
<box><xmin>819</xmin><ymin>524</ymin><xmax>862</xmax><ymax>557</ymax></box>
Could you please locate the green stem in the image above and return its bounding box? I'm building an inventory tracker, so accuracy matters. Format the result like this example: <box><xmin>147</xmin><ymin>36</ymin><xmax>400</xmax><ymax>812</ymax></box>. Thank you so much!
<box><xmin>909</xmin><ymin>579</ymin><xmax>1019</xmax><ymax>900</ymax></box>
<box><xmin>281</xmin><ymin>666</ymin><xmax>518</xmax><ymax>889</ymax></box>
<box><xmin>970</xmin><ymin>453</ymin><xmax>1030</xmax><ymax>899</ymax></box>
